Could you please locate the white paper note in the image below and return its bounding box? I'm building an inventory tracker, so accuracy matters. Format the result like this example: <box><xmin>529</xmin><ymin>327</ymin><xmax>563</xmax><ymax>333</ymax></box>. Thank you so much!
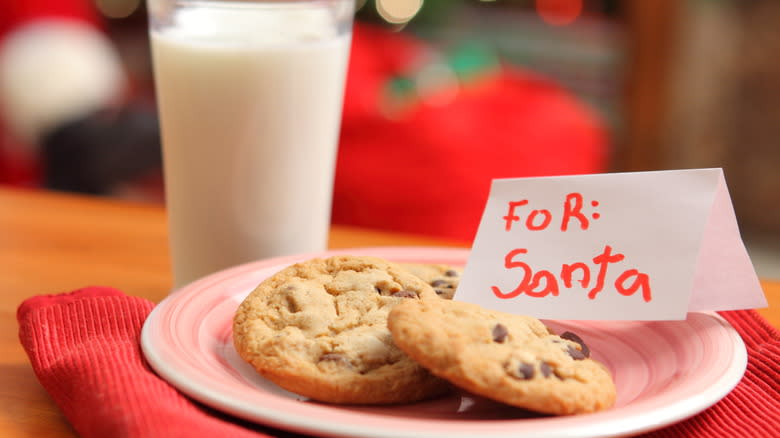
<box><xmin>456</xmin><ymin>169</ymin><xmax>767</xmax><ymax>320</ymax></box>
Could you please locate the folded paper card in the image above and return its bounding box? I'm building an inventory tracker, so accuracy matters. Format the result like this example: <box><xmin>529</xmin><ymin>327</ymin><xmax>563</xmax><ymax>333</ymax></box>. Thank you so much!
<box><xmin>457</xmin><ymin>168</ymin><xmax>767</xmax><ymax>320</ymax></box>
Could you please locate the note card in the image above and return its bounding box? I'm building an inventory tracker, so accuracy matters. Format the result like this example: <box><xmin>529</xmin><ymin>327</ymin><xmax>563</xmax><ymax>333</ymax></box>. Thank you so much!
<box><xmin>457</xmin><ymin>168</ymin><xmax>767</xmax><ymax>320</ymax></box>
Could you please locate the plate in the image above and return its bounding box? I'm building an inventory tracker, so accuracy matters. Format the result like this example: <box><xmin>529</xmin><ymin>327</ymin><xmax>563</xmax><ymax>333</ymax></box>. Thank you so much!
<box><xmin>141</xmin><ymin>247</ymin><xmax>747</xmax><ymax>438</ymax></box>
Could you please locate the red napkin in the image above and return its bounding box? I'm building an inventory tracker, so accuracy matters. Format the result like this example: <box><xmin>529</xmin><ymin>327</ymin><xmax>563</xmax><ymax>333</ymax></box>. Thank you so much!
<box><xmin>17</xmin><ymin>287</ymin><xmax>278</xmax><ymax>438</ymax></box>
<box><xmin>18</xmin><ymin>287</ymin><xmax>780</xmax><ymax>438</ymax></box>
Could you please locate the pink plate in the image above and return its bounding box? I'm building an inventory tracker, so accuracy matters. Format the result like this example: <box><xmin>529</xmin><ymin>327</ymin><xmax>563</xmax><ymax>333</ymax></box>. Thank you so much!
<box><xmin>141</xmin><ymin>247</ymin><xmax>747</xmax><ymax>438</ymax></box>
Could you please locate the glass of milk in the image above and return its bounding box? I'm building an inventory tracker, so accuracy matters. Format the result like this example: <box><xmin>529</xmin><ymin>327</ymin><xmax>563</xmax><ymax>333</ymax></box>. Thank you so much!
<box><xmin>147</xmin><ymin>0</ymin><xmax>354</xmax><ymax>288</ymax></box>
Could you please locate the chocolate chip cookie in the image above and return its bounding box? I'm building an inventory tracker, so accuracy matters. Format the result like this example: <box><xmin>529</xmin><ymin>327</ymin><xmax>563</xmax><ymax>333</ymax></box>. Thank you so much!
<box><xmin>233</xmin><ymin>255</ymin><xmax>448</xmax><ymax>404</ymax></box>
<box><xmin>387</xmin><ymin>299</ymin><xmax>616</xmax><ymax>415</ymax></box>
<box><xmin>398</xmin><ymin>263</ymin><xmax>462</xmax><ymax>299</ymax></box>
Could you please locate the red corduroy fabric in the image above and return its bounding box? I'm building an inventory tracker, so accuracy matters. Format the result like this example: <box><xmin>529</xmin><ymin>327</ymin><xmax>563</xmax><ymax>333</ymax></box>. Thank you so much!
<box><xmin>18</xmin><ymin>287</ymin><xmax>780</xmax><ymax>438</ymax></box>
<box><xmin>17</xmin><ymin>287</ymin><xmax>274</xmax><ymax>438</ymax></box>
<box><xmin>640</xmin><ymin>310</ymin><xmax>780</xmax><ymax>438</ymax></box>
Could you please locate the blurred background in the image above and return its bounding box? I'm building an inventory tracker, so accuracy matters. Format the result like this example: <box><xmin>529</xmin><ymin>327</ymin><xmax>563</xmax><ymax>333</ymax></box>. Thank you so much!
<box><xmin>1</xmin><ymin>0</ymin><xmax>778</xmax><ymax>277</ymax></box>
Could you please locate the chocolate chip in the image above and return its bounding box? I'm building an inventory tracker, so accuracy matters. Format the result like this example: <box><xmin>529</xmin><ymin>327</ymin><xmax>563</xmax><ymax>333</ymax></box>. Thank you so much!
<box><xmin>540</xmin><ymin>362</ymin><xmax>553</xmax><ymax>378</ymax></box>
<box><xmin>391</xmin><ymin>290</ymin><xmax>418</xmax><ymax>298</ymax></box>
<box><xmin>284</xmin><ymin>295</ymin><xmax>300</xmax><ymax>313</ymax></box>
<box><xmin>444</xmin><ymin>270</ymin><xmax>459</xmax><ymax>277</ymax></box>
<box><xmin>567</xmin><ymin>345</ymin><xmax>586</xmax><ymax>360</ymax></box>
<box><xmin>560</xmin><ymin>331</ymin><xmax>590</xmax><ymax>358</ymax></box>
<box><xmin>516</xmin><ymin>362</ymin><xmax>535</xmax><ymax>380</ymax></box>
<box><xmin>492</xmin><ymin>323</ymin><xmax>509</xmax><ymax>343</ymax></box>
<box><xmin>434</xmin><ymin>289</ymin><xmax>445</xmax><ymax>295</ymax></box>
<box><xmin>431</xmin><ymin>279</ymin><xmax>448</xmax><ymax>287</ymax></box>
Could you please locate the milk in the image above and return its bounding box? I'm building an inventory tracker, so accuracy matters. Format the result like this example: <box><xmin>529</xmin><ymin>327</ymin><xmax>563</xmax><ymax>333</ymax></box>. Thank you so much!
<box><xmin>149</xmin><ymin>1</ymin><xmax>352</xmax><ymax>288</ymax></box>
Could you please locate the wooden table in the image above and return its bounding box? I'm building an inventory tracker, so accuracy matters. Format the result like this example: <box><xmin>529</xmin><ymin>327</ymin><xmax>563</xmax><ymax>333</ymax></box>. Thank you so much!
<box><xmin>1</xmin><ymin>187</ymin><xmax>777</xmax><ymax>437</ymax></box>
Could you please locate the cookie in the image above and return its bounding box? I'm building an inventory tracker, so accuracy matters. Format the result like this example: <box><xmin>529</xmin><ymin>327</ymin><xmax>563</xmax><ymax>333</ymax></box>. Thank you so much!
<box><xmin>233</xmin><ymin>255</ymin><xmax>448</xmax><ymax>404</ymax></box>
<box><xmin>399</xmin><ymin>263</ymin><xmax>462</xmax><ymax>299</ymax></box>
<box><xmin>387</xmin><ymin>299</ymin><xmax>616</xmax><ymax>415</ymax></box>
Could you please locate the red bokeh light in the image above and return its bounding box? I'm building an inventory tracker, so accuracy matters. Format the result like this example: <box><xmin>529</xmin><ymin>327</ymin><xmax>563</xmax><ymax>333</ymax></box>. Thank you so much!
<box><xmin>536</xmin><ymin>0</ymin><xmax>583</xmax><ymax>26</ymax></box>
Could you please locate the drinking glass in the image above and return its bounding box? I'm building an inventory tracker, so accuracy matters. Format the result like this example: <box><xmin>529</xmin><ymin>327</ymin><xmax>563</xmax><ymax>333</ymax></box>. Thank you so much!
<box><xmin>147</xmin><ymin>0</ymin><xmax>354</xmax><ymax>288</ymax></box>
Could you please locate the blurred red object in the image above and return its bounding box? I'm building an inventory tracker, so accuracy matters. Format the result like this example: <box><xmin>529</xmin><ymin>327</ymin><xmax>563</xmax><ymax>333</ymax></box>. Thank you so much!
<box><xmin>0</xmin><ymin>0</ymin><xmax>100</xmax><ymax>37</ymax></box>
<box><xmin>332</xmin><ymin>24</ymin><xmax>608</xmax><ymax>243</ymax></box>
<box><xmin>0</xmin><ymin>0</ymin><xmax>101</xmax><ymax>187</ymax></box>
